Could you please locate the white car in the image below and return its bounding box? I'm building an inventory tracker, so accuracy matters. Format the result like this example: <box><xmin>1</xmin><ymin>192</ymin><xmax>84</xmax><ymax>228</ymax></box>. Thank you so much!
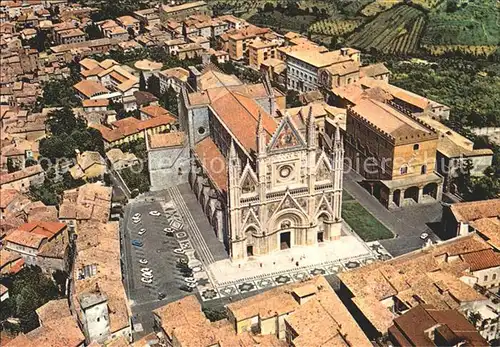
<box><xmin>138</xmin><ymin>258</ymin><xmax>148</xmax><ymax>265</ymax></box>
<box><xmin>138</xmin><ymin>228</ymin><xmax>146</xmax><ymax>236</ymax></box>
<box><xmin>140</xmin><ymin>268</ymin><xmax>152</xmax><ymax>273</ymax></box>
<box><xmin>149</xmin><ymin>211</ymin><xmax>161</xmax><ymax>216</ymax></box>
<box><xmin>133</xmin><ymin>213</ymin><xmax>141</xmax><ymax>219</ymax></box>
<box><xmin>184</xmin><ymin>277</ymin><xmax>197</xmax><ymax>283</ymax></box>
<box><xmin>132</xmin><ymin>218</ymin><xmax>141</xmax><ymax>224</ymax></box>
<box><xmin>142</xmin><ymin>273</ymin><xmax>154</xmax><ymax>279</ymax></box>
<box><xmin>420</xmin><ymin>232</ymin><xmax>429</xmax><ymax>240</ymax></box>
<box><xmin>141</xmin><ymin>277</ymin><xmax>152</xmax><ymax>284</ymax></box>
<box><xmin>173</xmin><ymin>248</ymin><xmax>185</xmax><ymax>254</ymax></box>
<box><xmin>186</xmin><ymin>282</ymin><xmax>197</xmax><ymax>288</ymax></box>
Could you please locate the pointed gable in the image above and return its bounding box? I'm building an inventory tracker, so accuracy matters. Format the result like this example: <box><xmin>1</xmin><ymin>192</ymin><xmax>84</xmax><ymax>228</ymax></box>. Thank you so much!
<box><xmin>268</xmin><ymin>117</ymin><xmax>306</xmax><ymax>152</ymax></box>
<box><xmin>240</xmin><ymin>162</ymin><xmax>258</xmax><ymax>194</ymax></box>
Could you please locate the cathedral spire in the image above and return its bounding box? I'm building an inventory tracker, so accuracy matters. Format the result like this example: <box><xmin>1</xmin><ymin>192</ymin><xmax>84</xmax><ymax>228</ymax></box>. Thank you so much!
<box><xmin>334</xmin><ymin>123</ymin><xmax>342</xmax><ymax>149</ymax></box>
<box><xmin>257</xmin><ymin>111</ymin><xmax>266</xmax><ymax>158</ymax></box>
<box><xmin>307</xmin><ymin>106</ymin><xmax>316</xmax><ymax>150</ymax></box>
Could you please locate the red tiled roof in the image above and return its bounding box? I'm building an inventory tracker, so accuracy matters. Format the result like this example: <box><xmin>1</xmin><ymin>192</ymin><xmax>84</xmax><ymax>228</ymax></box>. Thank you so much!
<box><xmin>461</xmin><ymin>249</ymin><xmax>500</xmax><ymax>271</ymax></box>
<box><xmin>91</xmin><ymin>115</ymin><xmax>176</xmax><ymax>142</ymax></box>
<box><xmin>18</xmin><ymin>221</ymin><xmax>66</xmax><ymax>237</ymax></box>
<box><xmin>209</xmin><ymin>90</ymin><xmax>276</xmax><ymax>153</ymax></box>
<box><xmin>194</xmin><ymin>137</ymin><xmax>227</xmax><ymax>192</ymax></box>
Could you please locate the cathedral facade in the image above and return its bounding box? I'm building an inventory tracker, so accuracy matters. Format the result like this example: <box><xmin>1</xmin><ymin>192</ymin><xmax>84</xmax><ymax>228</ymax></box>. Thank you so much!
<box><xmin>179</xmin><ymin>67</ymin><xmax>344</xmax><ymax>261</ymax></box>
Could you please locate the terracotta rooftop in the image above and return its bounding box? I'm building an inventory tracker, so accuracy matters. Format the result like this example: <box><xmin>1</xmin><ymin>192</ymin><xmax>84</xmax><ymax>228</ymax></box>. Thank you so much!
<box><xmin>82</xmin><ymin>99</ymin><xmax>109</xmax><ymax>108</ymax></box>
<box><xmin>5</xmin><ymin>221</ymin><xmax>66</xmax><ymax>249</ymax></box>
<box><xmin>5</xmin><ymin>315</ymin><xmax>84</xmax><ymax>347</ymax></box>
<box><xmin>350</xmin><ymin>98</ymin><xmax>436</xmax><ymax>142</ymax></box>
<box><xmin>0</xmin><ymin>164</ymin><xmax>43</xmax><ymax>185</ymax></box>
<box><xmin>461</xmin><ymin>248</ymin><xmax>500</xmax><ymax>271</ymax></box>
<box><xmin>194</xmin><ymin>137</ymin><xmax>227</xmax><ymax>192</ymax></box>
<box><xmin>73</xmin><ymin>221</ymin><xmax>130</xmax><ymax>334</ymax></box>
<box><xmin>338</xmin><ymin>234</ymin><xmax>493</xmax><ymax>333</ymax></box>
<box><xmin>140</xmin><ymin>105</ymin><xmax>171</xmax><ymax>118</ymax></box>
<box><xmin>91</xmin><ymin>115</ymin><xmax>176</xmax><ymax>142</ymax></box>
<box><xmin>450</xmin><ymin>199</ymin><xmax>500</xmax><ymax>223</ymax></box>
<box><xmin>73</xmin><ymin>80</ymin><xmax>109</xmax><ymax>98</ymax></box>
<box><xmin>35</xmin><ymin>299</ymin><xmax>71</xmax><ymax>324</ymax></box>
<box><xmin>59</xmin><ymin>183</ymin><xmax>112</xmax><ymax>222</ymax></box>
<box><xmin>153</xmin><ymin>295</ymin><xmax>285</xmax><ymax>347</ymax></box>
<box><xmin>390</xmin><ymin>305</ymin><xmax>488</xmax><ymax>347</ymax></box>
<box><xmin>149</xmin><ymin>132</ymin><xmax>186</xmax><ymax>149</ymax></box>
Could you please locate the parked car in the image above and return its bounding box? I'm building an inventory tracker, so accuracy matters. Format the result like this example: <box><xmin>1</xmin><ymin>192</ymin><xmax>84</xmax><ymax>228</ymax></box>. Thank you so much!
<box><xmin>140</xmin><ymin>268</ymin><xmax>152</xmax><ymax>273</ymax></box>
<box><xmin>158</xmin><ymin>292</ymin><xmax>166</xmax><ymax>300</ymax></box>
<box><xmin>131</xmin><ymin>240</ymin><xmax>143</xmax><ymax>247</ymax></box>
<box><xmin>186</xmin><ymin>282</ymin><xmax>197</xmax><ymax>288</ymax></box>
<box><xmin>142</xmin><ymin>273</ymin><xmax>154</xmax><ymax>279</ymax></box>
<box><xmin>149</xmin><ymin>211</ymin><xmax>161</xmax><ymax>216</ymax></box>
<box><xmin>138</xmin><ymin>258</ymin><xmax>148</xmax><ymax>265</ymax></box>
<box><xmin>141</xmin><ymin>277</ymin><xmax>152</xmax><ymax>284</ymax></box>
<box><xmin>163</xmin><ymin>227</ymin><xmax>174</xmax><ymax>236</ymax></box>
<box><xmin>173</xmin><ymin>248</ymin><xmax>185</xmax><ymax>254</ymax></box>
<box><xmin>133</xmin><ymin>213</ymin><xmax>141</xmax><ymax>219</ymax></box>
<box><xmin>179</xmin><ymin>284</ymin><xmax>193</xmax><ymax>292</ymax></box>
<box><xmin>138</xmin><ymin>228</ymin><xmax>146</xmax><ymax>236</ymax></box>
<box><xmin>420</xmin><ymin>232</ymin><xmax>429</xmax><ymax>240</ymax></box>
<box><xmin>132</xmin><ymin>218</ymin><xmax>141</xmax><ymax>224</ymax></box>
<box><xmin>184</xmin><ymin>277</ymin><xmax>196</xmax><ymax>283</ymax></box>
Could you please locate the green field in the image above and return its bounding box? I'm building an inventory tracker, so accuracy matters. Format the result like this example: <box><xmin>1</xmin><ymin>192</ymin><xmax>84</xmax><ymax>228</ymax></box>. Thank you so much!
<box><xmin>422</xmin><ymin>0</ymin><xmax>500</xmax><ymax>46</ymax></box>
<box><xmin>347</xmin><ymin>5</ymin><xmax>426</xmax><ymax>55</ymax></box>
<box><xmin>342</xmin><ymin>200</ymin><xmax>393</xmax><ymax>242</ymax></box>
<box><xmin>208</xmin><ymin>0</ymin><xmax>499</xmax><ymax>57</ymax></box>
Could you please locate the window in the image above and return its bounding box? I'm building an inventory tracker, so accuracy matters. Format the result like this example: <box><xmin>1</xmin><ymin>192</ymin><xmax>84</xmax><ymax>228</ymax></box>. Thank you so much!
<box><xmin>421</xmin><ymin>165</ymin><xmax>427</xmax><ymax>174</ymax></box>
<box><xmin>197</xmin><ymin>126</ymin><xmax>206</xmax><ymax>135</ymax></box>
<box><xmin>400</xmin><ymin>165</ymin><xmax>408</xmax><ymax>175</ymax></box>
<box><xmin>493</xmin><ymin>274</ymin><xmax>497</xmax><ymax>280</ymax></box>
<box><xmin>413</xmin><ymin>144</ymin><xmax>419</xmax><ymax>150</ymax></box>
<box><xmin>484</xmin><ymin>275</ymin><xmax>488</xmax><ymax>282</ymax></box>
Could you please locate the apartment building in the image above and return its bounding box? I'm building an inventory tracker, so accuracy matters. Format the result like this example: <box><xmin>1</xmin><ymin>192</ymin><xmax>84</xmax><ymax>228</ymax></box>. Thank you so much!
<box><xmin>3</xmin><ymin>221</ymin><xmax>69</xmax><ymax>273</ymax></box>
<box><xmin>248</xmin><ymin>38</ymin><xmax>279</xmax><ymax>70</ymax></box>
<box><xmin>133</xmin><ymin>8</ymin><xmax>161</xmax><ymax>27</ymax></box>
<box><xmin>116</xmin><ymin>15</ymin><xmax>140</xmax><ymax>36</ymax></box>
<box><xmin>0</xmin><ymin>164</ymin><xmax>44</xmax><ymax>192</ymax></box>
<box><xmin>226</xmin><ymin>25</ymin><xmax>273</xmax><ymax>61</ymax></box>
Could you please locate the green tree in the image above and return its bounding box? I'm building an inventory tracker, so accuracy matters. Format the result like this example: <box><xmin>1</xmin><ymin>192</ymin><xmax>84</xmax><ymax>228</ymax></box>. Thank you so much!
<box><xmin>85</xmin><ymin>23</ymin><xmax>103</xmax><ymax>40</ymax></box>
<box><xmin>146</xmin><ymin>75</ymin><xmax>161</xmax><ymax>97</ymax></box>
<box><xmin>6</xmin><ymin>158</ymin><xmax>20</xmax><ymax>173</ymax></box>
<box><xmin>286</xmin><ymin>90</ymin><xmax>302</xmax><ymax>107</ymax></box>
<box><xmin>160</xmin><ymin>86</ymin><xmax>178</xmax><ymax>116</ymax></box>
<box><xmin>46</xmin><ymin>107</ymin><xmax>86</xmax><ymax>136</ymax></box>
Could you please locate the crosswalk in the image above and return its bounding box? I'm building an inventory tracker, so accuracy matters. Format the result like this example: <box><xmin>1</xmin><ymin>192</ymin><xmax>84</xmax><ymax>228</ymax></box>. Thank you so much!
<box><xmin>168</xmin><ymin>186</ymin><xmax>216</xmax><ymax>265</ymax></box>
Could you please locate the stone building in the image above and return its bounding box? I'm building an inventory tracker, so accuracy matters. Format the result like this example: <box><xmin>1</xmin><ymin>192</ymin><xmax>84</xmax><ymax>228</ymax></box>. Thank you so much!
<box><xmin>180</xmin><ymin>71</ymin><xmax>344</xmax><ymax>261</ymax></box>
<box><xmin>345</xmin><ymin>98</ymin><xmax>443</xmax><ymax>209</ymax></box>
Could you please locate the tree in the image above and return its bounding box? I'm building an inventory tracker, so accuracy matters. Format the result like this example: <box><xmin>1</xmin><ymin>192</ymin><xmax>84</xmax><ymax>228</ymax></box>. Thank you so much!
<box><xmin>468</xmin><ymin>311</ymin><xmax>482</xmax><ymax>327</ymax></box>
<box><xmin>127</xmin><ymin>27</ymin><xmax>135</xmax><ymax>39</ymax></box>
<box><xmin>146</xmin><ymin>75</ymin><xmax>161</xmax><ymax>97</ymax></box>
<box><xmin>46</xmin><ymin>107</ymin><xmax>86</xmax><ymax>137</ymax></box>
<box><xmin>139</xmin><ymin>72</ymin><xmax>147</xmax><ymax>91</ymax></box>
<box><xmin>7</xmin><ymin>158</ymin><xmax>20</xmax><ymax>173</ymax></box>
<box><xmin>85</xmin><ymin>23</ymin><xmax>103</xmax><ymax>40</ymax></box>
<box><xmin>160</xmin><ymin>86</ymin><xmax>178</xmax><ymax>116</ymax></box>
<box><xmin>286</xmin><ymin>90</ymin><xmax>302</xmax><ymax>107</ymax></box>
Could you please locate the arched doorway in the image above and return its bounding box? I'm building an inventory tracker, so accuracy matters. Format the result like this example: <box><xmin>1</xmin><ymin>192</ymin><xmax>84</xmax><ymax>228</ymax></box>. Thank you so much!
<box><xmin>404</xmin><ymin>186</ymin><xmax>419</xmax><ymax>204</ymax></box>
<box><xmin>317</xmin><ymin>213</ymin><xmax>330</xmax><ymax>243</ymax></box>
<box><xmin>245</xmin><ymin>227</ymin><xmax>256</xmax><ymax>257</ymax></box>
<box><xmin>423</xmin><ymin>182</ymin><xmax>438</xmax><ymax>199</ymax></box>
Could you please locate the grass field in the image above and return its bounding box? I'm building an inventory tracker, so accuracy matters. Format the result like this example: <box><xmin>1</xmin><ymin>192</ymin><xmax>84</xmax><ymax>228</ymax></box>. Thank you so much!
<box><xmin>342</xmin><ymin>200</ymin><xmax>393</xmax><ymax>242</ymax></box>
<box><xmin>422</xmin><ymin>0</ymin><xmax>500</xmax><ymax>46</ymax></box>
<box><xmin>347</xmin><ymin>5</ymin><xmax>426</xmax><ymax>55</ymax></box>
<box><xmin>309</xmin><ymin>19</ymin><xmax>365</xmax><ymax>37</ymax></box>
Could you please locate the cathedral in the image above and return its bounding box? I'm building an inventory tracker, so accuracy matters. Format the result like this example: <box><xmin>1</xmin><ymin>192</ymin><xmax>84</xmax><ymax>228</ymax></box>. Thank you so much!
<box><xmin>179</xmin><ymin>66</ymin><xmax>344</xmax><ymax>261</ymax></box>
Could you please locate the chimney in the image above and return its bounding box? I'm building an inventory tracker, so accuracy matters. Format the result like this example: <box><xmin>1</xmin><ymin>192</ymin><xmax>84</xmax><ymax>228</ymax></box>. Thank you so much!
<box><xmin>340</xmin><ymin>48</ymin><xmax>348</xmax><ymax>56</ymax></box>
